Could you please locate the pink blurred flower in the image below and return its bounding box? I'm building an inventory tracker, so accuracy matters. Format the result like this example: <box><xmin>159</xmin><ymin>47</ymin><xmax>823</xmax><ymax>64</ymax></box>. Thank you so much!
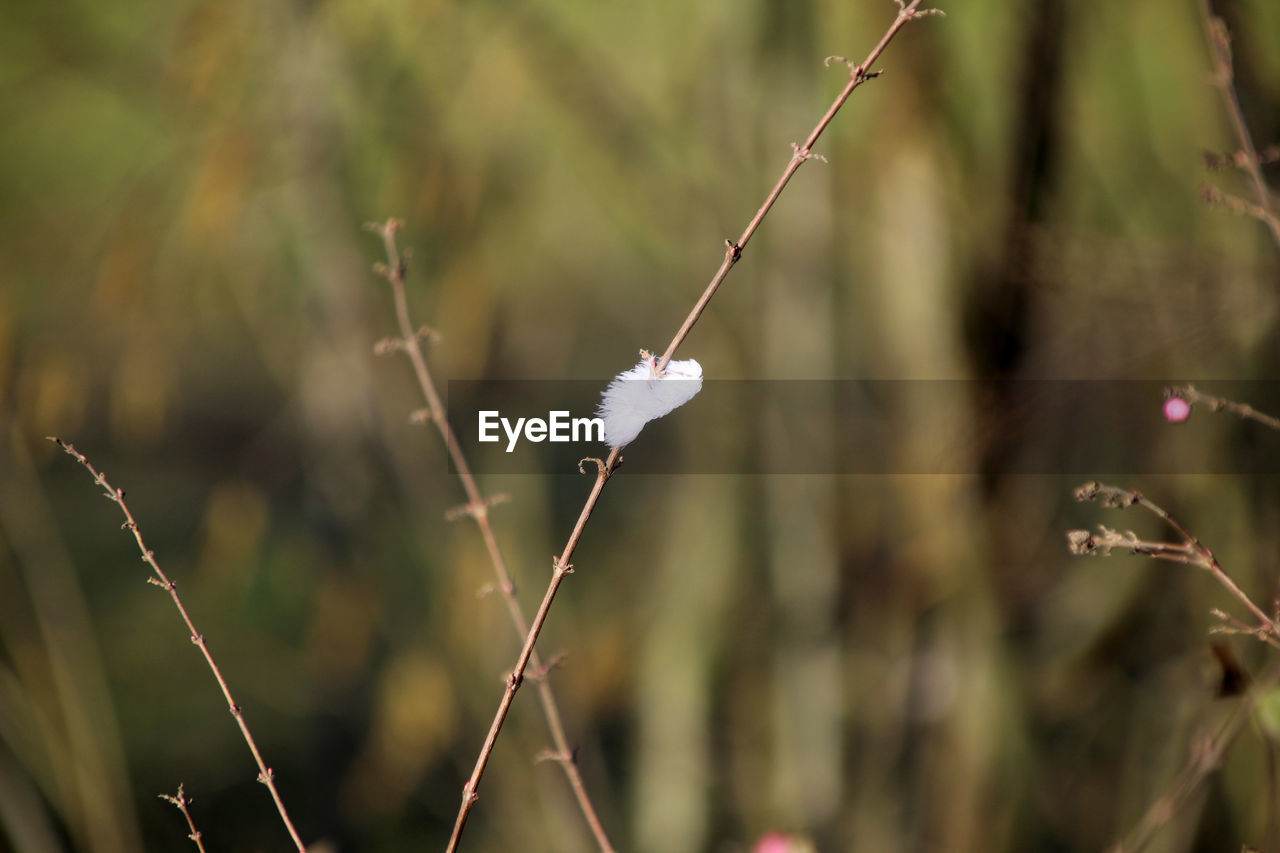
<box><xmin>753</xmin><ymin>832</ymin><xmax>800</xmax><ymax>853</ymax></box>
<box><xmin>1163</xmin><ymin>395</ymin><xmax>1191</xmax><ymax>423</ymax></box>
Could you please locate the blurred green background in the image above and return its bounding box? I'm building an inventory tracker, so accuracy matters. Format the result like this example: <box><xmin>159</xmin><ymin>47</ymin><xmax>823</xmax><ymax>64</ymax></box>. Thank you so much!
<box><xmin>3</xmin><ymin>0</ymin><xmax>1280</xmax><ymax>850</ymax></box>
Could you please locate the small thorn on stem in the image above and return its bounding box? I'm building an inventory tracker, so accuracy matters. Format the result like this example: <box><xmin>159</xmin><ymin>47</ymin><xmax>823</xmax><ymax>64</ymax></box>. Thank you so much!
<box><xmin>791</xmin><ymin>143</ymin><xmax>828</xmax><ymax>164</ymax></box>
<box><xmin>445</xmin><ymin>494</ymin><xmax>510</xmax><ymax>523</ymax></box>
<box><xmin>724</xmin><ymin>239</ymin><xmax>742</xmax><ymax>262</ymax></box>
<box><xmin>897</xmin><ymin>1</ymin><xmax>945</xmax><ymax>19</ymax></box>
<box><xmin>373</xmin><ymin>337</ymin><xmax>403</xmax><ymax>356</ymax></box>
<box><xmin>534</xmin><ymin>747</ymin><xmax>578</xmax><ymax>766</ymax></box>
<box><xmin>824</xmin><ymin>55</ymin><xmax>857</xmax><ymax>74</ymax></box>
<box><xmin>529</xmin><ymin>652</ymin><xmax>568</xmax><ymax>682</ymax></box>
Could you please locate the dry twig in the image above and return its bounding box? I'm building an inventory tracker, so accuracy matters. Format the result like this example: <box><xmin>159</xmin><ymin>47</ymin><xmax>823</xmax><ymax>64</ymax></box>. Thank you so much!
<box><xmin>366</xmin><ymin>221</ymin><xmax>615</xmax><ymax>852</ymax></box>
<box><xmin>158</xmin><ymin>784</ymin><xmax>207</xmax><ymax>853</ymax></box>
<box><xmin>1165</xmin><ymin>384</ymin><xmax>1280</xmax><ymax>433</ymax></box>
<box><xmin>1106</xmin><ymin>665</ymin><xmax>1280</xmax><ymax>853</ymax></box>
<box><xmin>1067</xmin><ymin>481</ymin><xmax>1280</xmax><ymax>647</ymax></box>
<box><xmin>445</xmin><ymin>1</ymin><xmax>942</xmax><ymax>848</ymax></box>
<box><xmin>1198</xmin><ymin>0</ymin><xmax>1280</xmax><ymax>246</ymax></box>
<box><xmin>1068</xmin><ymin>482</ymin><xmax>1280</xmax><ymax>850</ymax></box>
<box><xmin>46</xmin><ymin>437</ymin><xmax>308</xmax><ymax>853</ymax></box>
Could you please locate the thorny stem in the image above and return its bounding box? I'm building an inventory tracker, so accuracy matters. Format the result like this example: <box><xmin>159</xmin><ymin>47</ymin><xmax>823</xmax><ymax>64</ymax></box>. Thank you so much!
<box><xmin>46</xmin><ymin>438</ymin><xmax>307</xmax><ymax>853</ymax></box>
<box><xmin>1198</xmin><ymin>0</ymin><xmax>1280</xmax><ymax>247</ymax></box>
<box><xmin>368</xmin><ymin>221</ymin><xmax>615</xmax><ymax>852</ymax></box>
<box><xmin>1167</xmin><ymin>384</ymin><xmax>1280</xmax><ymax>433</ymax></box>
<box><xmin>1068</xmin><ymin>481</ymin><xmax>1280</xmax><ymax>641</ymax></box>
<box><xmin>159</xmin><ymin>784</ymin><xmax>208</xmax><ymax>853</ymax></box>
<box><xmin>448</xmin><ymin>1</ymin><xmax>939</xmax><ymax>849</ymax></box>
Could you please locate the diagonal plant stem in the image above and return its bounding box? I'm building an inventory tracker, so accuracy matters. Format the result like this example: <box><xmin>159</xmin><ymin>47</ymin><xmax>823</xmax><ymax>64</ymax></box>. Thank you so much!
<box><xmin>1198</xmin><ymin>0</ymin><xmax>1280</xmax><ymax>247</ymax></box>
<box><xmin>46</xmin><ymin>438</ymin><xmax>308</xmax><ymax>853</ymax></box>
<box><xmin>367</xmin><ymin>220</ymin><xmax>615</xmax><ymax>852</ymax></box>
<box><xmin>1109</xmin><ymin>663</ymin><xmax>1280</xmax><ymax>853</ymax></box>
<box><xmin>447</xmin><ymin>2</ymin><xmax>940</xmax><ymax>849</ymax></box>
<box><xmin>658</xmin><ymin>0</ymin><xmax>939</xmax><ymax>372</ymax></box>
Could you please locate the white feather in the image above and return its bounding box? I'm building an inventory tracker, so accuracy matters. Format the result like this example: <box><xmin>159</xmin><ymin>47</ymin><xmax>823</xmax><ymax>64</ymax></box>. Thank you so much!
<box><xmin>597</xmin><ymin>354</ymin><xmax>703</xmax><ymax>447</ymax></box>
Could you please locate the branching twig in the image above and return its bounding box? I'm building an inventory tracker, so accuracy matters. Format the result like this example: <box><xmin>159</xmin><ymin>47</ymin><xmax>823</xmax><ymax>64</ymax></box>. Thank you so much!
<box><xmin>1165</xmin><ymin>384</ymin><xmax>1280</xmax><ymax>432</ymax></box>
<box><xmin>445</xmin><ymin>2</ymin><xmax>941</xmax><ymax>849</ymax></box>
<box><xmin>366</xmin><ymin>222</ymin><xmax>615</xmax><ymax>852</ymax></box>
<box><xmin>1198</xmin><ymin>0</ymin><xmax>1280</xmax><ymax>247</ymax></box>
<box><xmin>1209</xmin><ymin>608</ymin><xmax>1280</xmax><ymax>651</ymax></box>
<box><xmin>1069</xmin><ymin>481</ymin><xmax>1280</xmax><ymax>849</ymax></box>
<box><xmin>1067</xmin><ymin>481</ymin><xmax>1280</xmax><ymax>644</ymax></box>
<box><xmin>46</xmin><ymin>438</ymin><xmax>308</xmax><ymax>853</ymax></box>
<box><xmin>159</xmin><ymin>784</ymin><xmax>207</xmax><ymax>853</ymax></box>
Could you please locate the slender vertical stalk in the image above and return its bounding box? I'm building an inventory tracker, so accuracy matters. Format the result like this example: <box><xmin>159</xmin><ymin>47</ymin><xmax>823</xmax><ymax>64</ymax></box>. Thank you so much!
<box><xmin>448</xmin><ymin>2</ymin><xmax>940</xmax><ymax>848</ymax></box>
<box><xmin>369</xmin><ymin>221</ymin><xmax>615</xmax><ymax>852</ymax></box>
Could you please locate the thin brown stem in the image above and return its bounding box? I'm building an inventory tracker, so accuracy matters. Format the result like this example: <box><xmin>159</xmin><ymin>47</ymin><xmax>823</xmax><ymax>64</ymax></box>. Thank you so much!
<box><xmin>46</xmin><ymin>438</ymin><xmax>308</xmax><ymax>853</ymax></box>
<box><xmin>1168</xmin><ymin>384</ymin><xmax>1280</xmax><ymax>432</ymax></box>
<box><xmin>1110</xmin><ymin>664</ymin><xmax>1280</xmax><ymax>852</ymax></box>
<box><xmin>1198</xmin><ymin>0</ymin><xmax>1280</xmax><ymax>247</ymax></box>
<box><xmin>1068</xmin><ymin>481</ymin><xmax>1280</xmax><ymax>641</ymax></box>
<box><xmin>448</xmin><ymin>2</ymin><xmax>939</xmax><ymax>848</ymax></box>
<box><xmin>367</xmin><ymin>221</ymin><xmax>615</xmax><ymax>852</ymax></box>
<box><xmin>159</xmin><ymin>784</ymin><xmax>208</xmax><ymax>853</ymax></box>
<box><xmin>1209</xmin><ymin>609</ymin><xmax>1280</xmax><ymax>652</ymax></box>
<box><xmin>446</xmin><ymin>450</ymin><xmax>618</xmax><ymax>852</ymax></box>
<box><xmin>658</xmin><ymin>0</ymin><xmax>939</xmax><ymax>371</ymax></box>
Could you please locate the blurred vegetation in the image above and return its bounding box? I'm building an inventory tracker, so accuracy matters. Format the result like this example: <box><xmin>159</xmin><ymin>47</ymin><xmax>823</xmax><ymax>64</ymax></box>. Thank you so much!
<box><xmin>2</xmin><ymin>0</ymin><xmax>1279</xmax><ymax>851</ymax></box>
